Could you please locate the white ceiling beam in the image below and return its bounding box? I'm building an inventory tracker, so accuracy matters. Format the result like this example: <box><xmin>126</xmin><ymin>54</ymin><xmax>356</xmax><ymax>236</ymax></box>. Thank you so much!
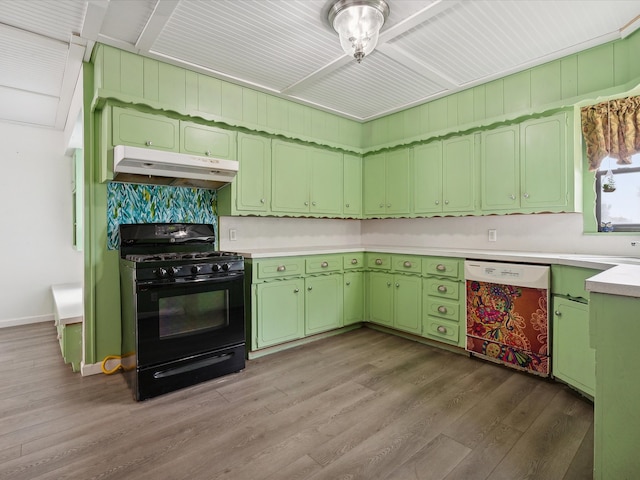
<box><xmin>135</xmin><ymin>0</ymin><xmax>180</xmax><ymax>53</ymax></box>
<box><xmin>81</xmin><ymin>0</ymin><xmax>109</xmax><ymax>61</ymax></box>
<box><xmin>281</xmin><ymin>0</ymin><xmax>460</xmax><ymax>96</ymax></box>
<box><xmin>55</xmin><ymin>36</ymin><xmax>85</xmax><ymax>130</ymax></box>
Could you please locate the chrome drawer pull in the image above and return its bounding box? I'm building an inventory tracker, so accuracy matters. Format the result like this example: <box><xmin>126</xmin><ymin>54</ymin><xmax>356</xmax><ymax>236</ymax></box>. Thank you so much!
<box><xmin>437</xmin><ymin>285</ymin><xmax>447</xmax><ymax>293</ymax></box>
<box><xmin>277</xmin><ymin>265</ymin><xmax>286</xmax><ymax>272</ymax></box>
<box><xmin>437</xmin><ymin>325</ymin><xmax>447</xmax><ymax>334</ymax></box>
<box><xmin>351</xmin><ymin>258</ymin><xmax>358</xmax><ymax>265</ymax></box>
<box><xmin>321</xmin><ymin>261</ymin><xmax>329</xmax><ymax>268</ymax></box>
<box><xmin>437</xmin><ymin>306</ymin><xmax>448</xmax><ymax>314</ymax></box>
<box><xmin>403</xmin><ymin>261</ymin><xmax>412</xmax><ymax>268</ymax></box>
<box><xmin>436</xmin><ymin>264</ymin><xmax>446</xmax><ymax>272</ymax></box>
<box><xmin>375</xmin><ymin>259</ymin><xmax>383</xmax><ymax>265</ymax></box>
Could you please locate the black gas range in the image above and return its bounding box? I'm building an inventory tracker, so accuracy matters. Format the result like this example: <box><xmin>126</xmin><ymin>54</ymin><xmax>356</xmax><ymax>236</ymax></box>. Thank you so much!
<box><xmin>118</xmin><ymin>223</ymin><xmax>246</xmax><ymax>401</ymax></box>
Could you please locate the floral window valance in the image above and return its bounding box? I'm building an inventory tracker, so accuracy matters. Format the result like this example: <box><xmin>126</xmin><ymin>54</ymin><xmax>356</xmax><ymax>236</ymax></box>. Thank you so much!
<box><xmin>581</xmin><ymin>96</ymin><xmax>640</xmax><ymax>171</ymax></box>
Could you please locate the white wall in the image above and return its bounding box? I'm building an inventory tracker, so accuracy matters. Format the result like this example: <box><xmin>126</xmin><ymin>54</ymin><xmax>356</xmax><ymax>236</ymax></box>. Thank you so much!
<box><xmin>219</xmin><ymin>213</ymin><xmax>640</xmax><ymax>258</ymax></box>
<box><xmin>0</xmin><ymin>121</ymin><xmax>83</xmax><ymax>327</ymax></box>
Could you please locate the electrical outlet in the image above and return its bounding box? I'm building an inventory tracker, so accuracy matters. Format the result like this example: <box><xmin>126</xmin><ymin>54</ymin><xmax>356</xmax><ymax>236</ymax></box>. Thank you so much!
<box><xmin>229</xmin><ymin>229</ymin><xmax>237</xmax><ymax>241</ymax></box>
<box><xmin>488</xmin><ymin>229</ymin><xmax>497</xmax><ymax>242</ymax></box>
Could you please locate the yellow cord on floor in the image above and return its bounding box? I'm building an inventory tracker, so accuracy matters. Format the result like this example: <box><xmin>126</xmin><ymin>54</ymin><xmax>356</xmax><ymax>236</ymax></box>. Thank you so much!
<box><xmin>101</xmin><ymin>355</ymin><xmax>123</xmax><ymax>374</ymax></box>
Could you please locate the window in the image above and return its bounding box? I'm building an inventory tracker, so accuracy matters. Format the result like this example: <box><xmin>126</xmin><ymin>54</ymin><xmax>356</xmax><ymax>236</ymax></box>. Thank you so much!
<box><xmin>596</xmin><ymin>153</ymin><xmax>640</xmax><ymax>232</ymax></box>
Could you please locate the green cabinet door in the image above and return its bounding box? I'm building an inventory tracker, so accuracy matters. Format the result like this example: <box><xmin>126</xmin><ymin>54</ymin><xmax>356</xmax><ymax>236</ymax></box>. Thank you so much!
<box><xmin>256</xmin><ymin>279</ymin><xmax>304</xmax><ymax>348</ymax></box>
<box><xmin>385</xmin><ymin>149</ymin><xmax>411</xmax><ymax>214</ymax></box>
<box><xmin>552</xmin><ymin>296</ymin><xmax>595</xmax><ymax>397</ymax></box>
<box><xmin>305</xmin><ymin>274</ymin><xmax>344</xmax><ymax>335</ymax></box>
<box><xmin>112</xmin><ymin>106</ymin><xmax>179</xmax><ymax>151</ymax></box>
<box><xmin>309</xmin><ymin>148</ymin><xmax>343</xmax><ymax>215</ymax></box>
<box><xmin>481</xmin><ymin>125</ymin><xmax>519</xmax><ymax>211</ymax></box>
<box><xmin>393</xmin><ymin>275</ymin><xmax>422</xmax><ymax>335</ymax></box>
<box><xmin>363</xmin><ymin>152</ymin><xmax>386</xmax><ymax>216</ymax></box>
<box><xmin>413</xmin><ymin>141</ymin><xmax>443</xmax><ymax>214</ymax></box>
<box><xmin>271</xmin><ymin>140</ymin><xmax>309</xmax><ymax>213</ymax></box>
<box><xmin>442</xmin><ymin>134</ymin><xmax>476</xmax><ymax>212</ymax></box>
<box><xmin>343</xmin><ymin>153</ymin><xmax>362</xmax><ymax>217</ymax></box>
<box><xmin>344</xmin><ymin>271</ymin><xmax>364</xmax><ymax>326</ymax></box>
<box><xmin>236</xmin><ymin>133</ymin><xmax>271</xmax><ymax>212</ymax></box>
<box><xmin>520</xmin><ymin>113</ymin><xmax>567</xmax><ymax>209</ymax></box>
<box><xmin>368</xmin><ymin>272</ymin><xmax>394</xmax><ymax>326</ymax></box>
<box><xmin>180</xmin><ymin>121</ymin><xmax>237</xmax><ymax>159</ymax></box>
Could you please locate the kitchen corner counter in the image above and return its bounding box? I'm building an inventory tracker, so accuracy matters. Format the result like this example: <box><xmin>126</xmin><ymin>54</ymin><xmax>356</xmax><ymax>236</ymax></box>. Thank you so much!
<box><xmin>586</xmin><ymin>264</ymin><xmax>640</xmax><ymax>298</ymax></box>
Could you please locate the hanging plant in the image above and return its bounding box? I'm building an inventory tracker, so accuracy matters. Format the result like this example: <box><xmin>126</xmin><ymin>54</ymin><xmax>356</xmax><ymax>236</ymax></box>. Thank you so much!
<box><xmin>602</xmin><ymin>169</ymin><xmax>616</xmax><ymax>192</ymax></box>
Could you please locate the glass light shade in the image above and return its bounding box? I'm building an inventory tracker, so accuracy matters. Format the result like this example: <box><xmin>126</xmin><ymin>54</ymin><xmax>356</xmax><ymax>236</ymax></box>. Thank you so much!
<box><xmin>332</xmin><ymin>3</ymin><xmax>386</xmax><ymax>63</ymax></box>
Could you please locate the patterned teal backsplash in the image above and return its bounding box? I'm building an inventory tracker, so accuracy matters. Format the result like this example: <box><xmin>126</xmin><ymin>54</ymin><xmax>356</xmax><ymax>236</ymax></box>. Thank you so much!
<box><xmin>107</xmin><ymin>182</ymin><xmax>217</xmax><ymax>250</ymax></box>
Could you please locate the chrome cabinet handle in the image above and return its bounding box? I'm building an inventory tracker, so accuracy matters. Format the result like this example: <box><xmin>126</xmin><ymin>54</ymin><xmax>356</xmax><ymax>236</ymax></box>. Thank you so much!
<box><xmin>437</xmin><ymin>325</ymin><xmax>447</xmax><ymax>334</ymax></box>
<box><xmin>304</xmin><ymin>201</ymin><xmax>309</xmax><ymax>206</ymax></box>
<box><xmin>395</xmin><ymin>283</ymin><xmax>400</xmax><ymax>288</ymax></box>
<box><xmin>403</xmin><ymin>261</ymin><xmax>412</xmax><ymax>268</ymax></box>
<box><xmin>145</xmin><ymin>140</ymin><xmax>153</xmax><ymax>146</ymax></box>
<box><xmin>444</xmin><ymin>200</ymin><xmax>449</xmax><ymax>204</ymax></box>
<box><xmin>307</xmin><ymin>286</ymin><xmax>312</xmax><ymax>291</ymax></box>
<box><xmin>436</xmin><ymin>264</ymin><xmax>446</xmax><ymax>272</ymax></box>
<box><xmin>387</xmin><ymin>282</ymin><xmax>391</xmax><ymax>287</ymax></box>
<box><xmin>437</xmin><ymin>285</ymin><xmax>447</xmax><ymax>293</ymax></box>
<box><xmin>346</xmin><ymin>203</ymin><xmax>350</xmax><ymax>208</ymax></box>
<box><xmin>321</xmin><ymin>261</ymin><xmax>329</xmax><ymax>268</ymax></box>
<box><xmin>438</xmin><ymin>306</ymin><xmax>448</xmax><ymax>314</ymax></box>
<box><xmin>260</xmin><ymin>198</ymin><xmax>265</xmax><ymax>204</ymax></box>
<box><xmin>387</xmin><ymin>204</ymin><xmax>391</xmax><ymax>208</ymax></box>
<box><xmin>293</xmin><ymin>288</ymin><xmax>299</xmax><ymax>293</ymax></box>
<box><xmin>351</xmin><ymin>258</ymin><xmax>358</xmax><ymax>265</ymax></box>
<box><xmin>277</xmin><ymin>265</ymin><xmax>286</xmax><ymax>272</ymax></box>
<box><xmin>375</xmin><ymin>259</ymin><xmax>383</xmax><ymax>265</ymax></box>
<box><xmin>509</xmin><ymin>194</ymin><xmax>516</xmax><ymax>200</ymax></box>
<box><xmin>379</xmin><ymin>203</ymin><xmax>384</xmax><ymax>208</ymax></box>
<box><xmin>435</xmin><ymin>200</ymin><xmax>440</xmax><ymax>205</ymax></box>
<box><xmin>555</xmin><ymin>310</ymin><xmax>561</xmax><ymax>316</ymax></box>
<box><xmin>346</xmin><ymin>281</ymin><xmax>351</xmax><ymax>286</ymax></box>
<box><xmin>523</xmin><ymin>193</ymin><xmax>530</xmax><ymax>198</ymax></box>
<box><xmin>312</xmin><ymin>201</ymin><xmax>317</xmax><ymax>206</ymax></box>
<box><xmin>205</xmin><ymin>150</ymin><xmax>211</xmax><ymax>156</ymax></box>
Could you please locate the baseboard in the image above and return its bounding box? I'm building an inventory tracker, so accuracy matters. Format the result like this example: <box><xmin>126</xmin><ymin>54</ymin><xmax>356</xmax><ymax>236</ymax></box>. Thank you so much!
<box><xmin>80</xmin><ymin>361</ymin><xmax>103</xmax><ymax>376</ymax></box>
<box><xmin>0</xmin><ymin>314</ymin><xmax>54</xmax><ymax>329</ymax></box>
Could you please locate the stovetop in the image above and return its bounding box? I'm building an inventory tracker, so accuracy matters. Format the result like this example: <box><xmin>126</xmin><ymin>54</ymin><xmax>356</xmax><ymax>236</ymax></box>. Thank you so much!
<box><xmin>125</xmin><ymin>251</ymin><xmax>241</xmax><ymax>263</ymax></box>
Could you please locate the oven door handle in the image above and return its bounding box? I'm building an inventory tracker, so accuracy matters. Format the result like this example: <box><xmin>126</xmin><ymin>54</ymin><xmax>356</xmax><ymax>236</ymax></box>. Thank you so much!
<box><xmin>153</xmin><ymin>352</ymin><xmax>236</xmax><ymax>379</ymax></box>
<box><xmin>137</xmin><ymin>272</ymin><xmax>244</xmax><ymax>290</ymax></box>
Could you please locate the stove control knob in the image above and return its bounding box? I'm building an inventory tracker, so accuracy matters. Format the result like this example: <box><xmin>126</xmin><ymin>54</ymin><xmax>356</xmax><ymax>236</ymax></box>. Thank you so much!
<box><xmin>222</xmin><ymin>263</ymin><xmax>230</xmax><ymax>271</ymax></box>
<box><xmin>191</xmin><ymin>265</ymin><xmax>201</xmax><ymax>274</ymax></box>
<box><xmin>156</xmin><ymin>268</ymin><xmax>167</xmax><ymax>278</ymax></box>
<box><xmin>212</xmin><ymin>264</ymin><xmax>221</xmax><ymax>272</ymax></box>
<box><xmin>168</xmin><ymin>267</ymin><xmax>179</xmax><ymax>277</ymax></box>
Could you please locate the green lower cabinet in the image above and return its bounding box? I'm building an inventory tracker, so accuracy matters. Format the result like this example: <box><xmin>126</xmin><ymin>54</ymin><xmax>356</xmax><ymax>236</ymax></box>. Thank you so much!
<box><xmin>343</xmin><ymin>271</ymin><xmax>364</xmax><ymax>326</ymax></box>
<box><xmin>254</xmin><ymin>279</ymin><xmax>305</xmax><ymax>349</ymax></box>
<box><xmin>552</xmin><ymin>296</ymin><xmax>595</xmax><ymax>397</ymax></box>
<box><xmin>57</xmin><ymin>323</ymin><xmax>82</xmax><ymax>372</ymax></box>
<box><xmin>422</xmin><ymin>274</ymin><xmax>464</xmax><ymax>347</ymax></box>
<box><xmin>367</xmin><ymin>272</ymin><xmax>422</xmax><ymax>335</ymax></box>
<box><xmin>305</xmin><ymin>274</ymin><xmax>344</xmax><ymax>335</ymax></box>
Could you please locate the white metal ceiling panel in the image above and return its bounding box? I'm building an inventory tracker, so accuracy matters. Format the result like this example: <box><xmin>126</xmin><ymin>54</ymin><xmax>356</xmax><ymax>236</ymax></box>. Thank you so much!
<box><xmin>100</xmin><ymin>0</ymin><xmax>157</xmax><ymax>45</ymax></box>
<box><xmin>0</xmin><ymin>0</ymin><xmax>86</xmax><ymax>42</ymax></box>
<box><xmin>150</xmin><ymin>0</ymin><xmax>343</xmax><ymax>91</ymax></box>
<box><xmin>293</xmin><ymin>50</ymin><xmax>446</xmax><ymax>119</ymax></box>
<box><xmin>390</xmin><ymin>0</ymin><xmax>640</xmax><ymax>86</ymax></box>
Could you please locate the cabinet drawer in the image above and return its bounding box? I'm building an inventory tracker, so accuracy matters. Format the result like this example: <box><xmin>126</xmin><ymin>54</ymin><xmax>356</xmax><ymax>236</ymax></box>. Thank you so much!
<box><xmin>424</xmin><ymin>318</ymin><xmax>459</xmax><ymax>344</ymax></box>
<box><xmin>112</xmin><ymin>106</ymin><xmax>179</xmax><ymax>151</ymax></box>
<box><xmin>551</xmin><ymin>265</ymin><xmax>600</xmax><ymax>302</ymax></box>
<box><xmin>424</xmin><ymin>278</ymin><xmax>460</xmax><ymax>300</ymax></box>
<box><xmin>366</xmin><ymin>253</ymin><xmax>392</xmax><ymax>270</ymax></box>
<box><xmin>256</xmin><ymin>258</ymin><xmax>305</xmax><ymax>280</ymax></box>
<box><xmin>424</xmin><ymin>297</ymin><xmax>461</xmax><ymax>322</ymax></box>
<box><xmin>306</xmin><ymin>255</ymin><xmax>342</xmax><ymax>274</ymax></box>
<box><xmin>423</xmin><ymin>257</ymin><xmax>462</xmax><ymax>279</ymax></box>
<box><xmin>343</xmin><ymin>253</ymin><xmax>365</xmax><ymax>270</ymax></box>
<box><xmin>180</xmin><ymin>122</ymin><xmax>237</xmax><ymax>159</ymax></box>
<box><xmin>392</xmin><ymin>255</ymin><xmax>422</xmax><ymax>274</ymax></box>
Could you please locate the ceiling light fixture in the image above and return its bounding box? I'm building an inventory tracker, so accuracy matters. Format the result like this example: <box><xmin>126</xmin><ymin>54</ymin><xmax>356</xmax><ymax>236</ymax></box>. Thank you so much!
<box><xmin>328</xmin><ymin>0</ymin><xmax>390</xmax><ymax>64</ymax></box>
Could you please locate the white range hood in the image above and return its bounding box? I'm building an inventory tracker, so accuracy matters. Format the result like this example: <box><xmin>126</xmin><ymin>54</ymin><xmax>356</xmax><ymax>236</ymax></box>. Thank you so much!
<box><xmin>113</xmin><ymin>145</ymin><xmax>238</xmax><ymax>189</ymax></box>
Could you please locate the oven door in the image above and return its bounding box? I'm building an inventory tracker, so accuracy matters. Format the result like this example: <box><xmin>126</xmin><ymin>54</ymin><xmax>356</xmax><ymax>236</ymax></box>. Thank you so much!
<box><xmin>134</xmin><ymin>272</ymin><xmax>245</xmax><ymax>367</ymax></box>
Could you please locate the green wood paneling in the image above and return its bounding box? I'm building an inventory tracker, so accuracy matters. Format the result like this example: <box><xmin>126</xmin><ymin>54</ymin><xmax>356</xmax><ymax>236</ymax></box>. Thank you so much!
<box><xmin>143</xmin><ymin>58</ymin><xmax>159</xmax><ymax>102</ymax></box>
<box><xmin>577</xmin><ymin>44</ymin><xmax>615</xmax><ymax>95</ymax></box>
<box><xmin>504</xmin><ymin>71</ymin><xmax>531</xmax><ymax>113</ymax></box>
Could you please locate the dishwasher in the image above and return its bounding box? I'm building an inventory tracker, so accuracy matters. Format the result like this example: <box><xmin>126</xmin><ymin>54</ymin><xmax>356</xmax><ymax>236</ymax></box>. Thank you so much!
<box><xmin>465</xmin><ymin>260</ymin><xmax>550</xmax><ymax>377</ymax></box>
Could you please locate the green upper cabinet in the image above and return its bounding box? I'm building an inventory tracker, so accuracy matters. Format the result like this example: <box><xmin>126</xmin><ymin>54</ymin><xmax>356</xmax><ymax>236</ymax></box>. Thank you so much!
<box><xmin>442</xmin><ymin>134</ymin><xmax>476</xmax><ymax>213</ymax></box>
<box><xmin>180</xmin><ymin>122</ymin><xmax>237</xmax><ymax>159</ymax></box>
<box><xmin>343</xmin><ymin>153</ymin><xmax>362</xmax><ymax>218</ymax></box>
<box><xmin>481</xmin><ymin>125</ymin><xmax>520</xmax><ymax>211</ymax></box>
<box><xmin>218</xmin><ymin>132</ymin><xmax>271</xmax><ymax>216</ymax></box>
<box><xmin>413</xmin><ymin>141</ymin><xmax>443</xmax><ymax>215</ymax></box>
<box><xmin>520</xmin><ymin>112</ymin><xmax>569</xmax><ymax>211</ymax></box>
<box><xmin>363</xmin><ymin>148</ymin><xmax>410</xmax><ymax>217</ymax></box>
<box><xmin>112</xmin><ymin>106</ymin><xmax>179</xmax><ymax>152</ymax></box>
<box><xmin>271</xmin><ymin>139</ymin><xmax>343</xmax><ymax>216</ymax></box>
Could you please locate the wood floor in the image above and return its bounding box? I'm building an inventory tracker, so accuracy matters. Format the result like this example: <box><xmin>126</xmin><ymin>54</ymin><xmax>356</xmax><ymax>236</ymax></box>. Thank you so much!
<box><xmin>0</xmin><ymin>322</ymin><xmax>594</xmax><ymax>480</ymax></box>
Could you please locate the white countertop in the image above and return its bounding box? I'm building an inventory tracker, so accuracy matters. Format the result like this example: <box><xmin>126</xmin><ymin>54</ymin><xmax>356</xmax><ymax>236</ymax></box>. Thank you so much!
<box><xmin>586</xmin><ymin>265</ymin><xmax>640</xmax><ymax>298</ymax></box>
<box><xmin>51</xmin><ymin>283</ymin><xmax>83</xmax><ymax>325</ymax></box>
<box><xmin>238</xmin><ymin>246</ymin><xmax>640</xmax><ymax>298</ymax></box>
